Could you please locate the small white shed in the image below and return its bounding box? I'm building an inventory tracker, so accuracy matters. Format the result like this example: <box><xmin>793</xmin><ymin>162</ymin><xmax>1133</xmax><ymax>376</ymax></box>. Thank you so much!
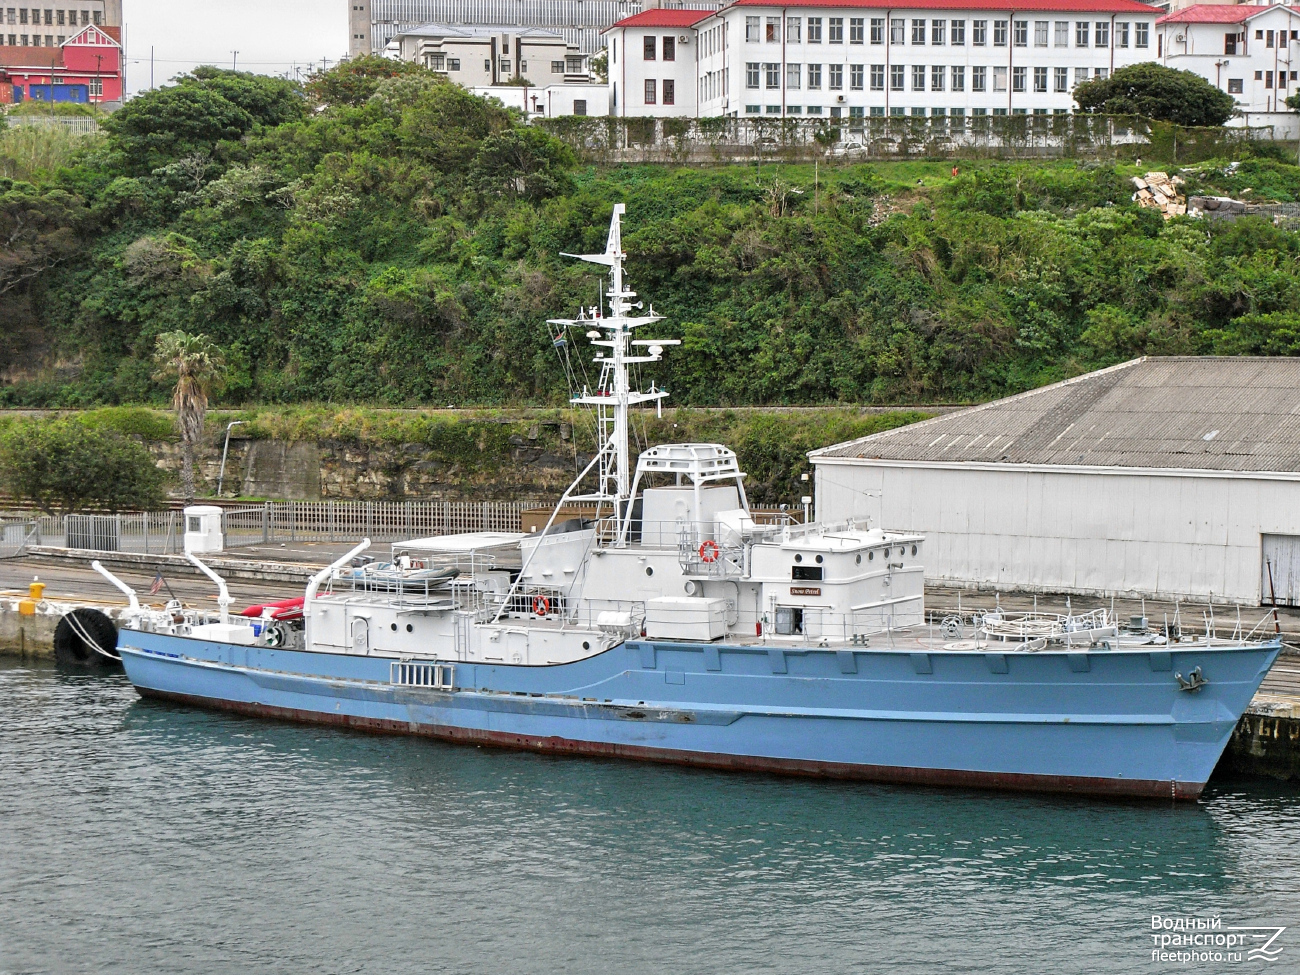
<box><xmin>811</xmin><ymin>357</ymin><xmax>1300</xmax><ymax>605</ymax></box>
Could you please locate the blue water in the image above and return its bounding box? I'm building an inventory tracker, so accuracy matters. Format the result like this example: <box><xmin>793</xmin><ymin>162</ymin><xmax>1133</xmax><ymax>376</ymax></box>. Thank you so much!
<box><xmin>1</xmin><ymin>659</ymin><xmax>1297</xmax><ymax>975</ymax></box>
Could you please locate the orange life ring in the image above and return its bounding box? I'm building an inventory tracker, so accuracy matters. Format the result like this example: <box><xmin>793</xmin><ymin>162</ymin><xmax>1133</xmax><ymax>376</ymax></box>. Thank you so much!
<box><xmin>698</xmin><ymin>539</ymin><xmax>720</xmax><ymax>563</ymax></box>
<box><xmin>532</xmin><ymin>595</ymin><xmax>551</xmax><ymax>616</ymax></box>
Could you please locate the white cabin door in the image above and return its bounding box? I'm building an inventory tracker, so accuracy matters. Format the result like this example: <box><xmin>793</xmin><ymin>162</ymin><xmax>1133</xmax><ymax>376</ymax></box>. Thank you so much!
<box><xmin>1261</xmin><ymin>534</ymin><xmax>1300</xmax><ymax>606</ymax></box>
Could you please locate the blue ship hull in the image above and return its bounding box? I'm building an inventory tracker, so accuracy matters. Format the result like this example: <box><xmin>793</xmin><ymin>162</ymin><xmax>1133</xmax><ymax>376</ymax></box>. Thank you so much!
<box><xmin>118</xmin><ymin>631</ymin><xmax>1280</xmax><ymax>800</ymax></box>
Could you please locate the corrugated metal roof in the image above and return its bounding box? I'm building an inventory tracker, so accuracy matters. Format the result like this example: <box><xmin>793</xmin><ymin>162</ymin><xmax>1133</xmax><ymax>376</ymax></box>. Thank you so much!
<box><xmin>1156</xmin><ymin>4</ymin><xmax>1267</xmax><ymax>25</ymax></box>
<box><xmin>606</xmin><ymin>9</ymin><xmax>712</xmax><ymax>29</ymax></box>
<box><xmin>731</xmin><ymin>0</ymin><xmax>1156</xmax><ymax>10</ymax></box>
<box><xmin>813</xmin><ymin>357</ymin><xmax>1300</xmax><ymax>473</ymax></box>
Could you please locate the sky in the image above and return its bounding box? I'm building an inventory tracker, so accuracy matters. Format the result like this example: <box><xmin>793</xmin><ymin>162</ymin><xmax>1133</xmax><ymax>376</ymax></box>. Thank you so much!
<box><xmin>120</xmin><ymin>0</ymin><xmax>349</xmax><ymax>94</ymax></box>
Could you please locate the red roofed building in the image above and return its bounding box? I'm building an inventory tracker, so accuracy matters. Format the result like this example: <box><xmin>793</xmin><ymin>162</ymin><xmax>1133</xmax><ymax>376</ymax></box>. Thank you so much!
<box><xmin>607</xmin><ymin>0</ymin><xmax>1160</xmax><ymax>118</ymax></box>
<box><xmin>0</xmin><ymin>24</ymin><xmax>123</xmax><ymax>106</ymax></box>
<box><xmin>1157</xmin><ymin>3</ymin><xmax>1300</xmax><ymax>134</ymax></box>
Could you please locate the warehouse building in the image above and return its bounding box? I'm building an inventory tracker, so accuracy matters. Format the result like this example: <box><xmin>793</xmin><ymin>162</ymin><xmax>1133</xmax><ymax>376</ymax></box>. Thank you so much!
<box><xmin>811</xmin><ymin>357</ymin><xmax>1300</xmax><ymax>606</ymax></box>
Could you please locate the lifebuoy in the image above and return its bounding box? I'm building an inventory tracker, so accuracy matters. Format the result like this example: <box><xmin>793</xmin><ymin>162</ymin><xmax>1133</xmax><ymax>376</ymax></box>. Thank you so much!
<box><xmin>533</xmin><ymin>595</ymin><xmax>551</xmax><ymax>616</ymax></box>
<box><xmin>698</xmin><ymin>539</ymin><xmax>720</xmax><ymax>563</ymax></box>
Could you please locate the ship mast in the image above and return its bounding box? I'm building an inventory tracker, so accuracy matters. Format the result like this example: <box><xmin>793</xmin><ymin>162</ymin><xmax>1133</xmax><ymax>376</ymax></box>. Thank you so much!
<box><xmin>550</xmin><ymin>204</ymin><xmax>677</xmax><ymax>537</ymax></box>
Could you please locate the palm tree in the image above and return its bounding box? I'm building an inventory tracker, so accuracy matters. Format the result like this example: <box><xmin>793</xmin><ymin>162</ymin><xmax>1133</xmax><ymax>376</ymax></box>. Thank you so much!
<box><xmin>152</xmin><ymin>331</ymin><xmax>223</xmax><ymax>504</ymax></box>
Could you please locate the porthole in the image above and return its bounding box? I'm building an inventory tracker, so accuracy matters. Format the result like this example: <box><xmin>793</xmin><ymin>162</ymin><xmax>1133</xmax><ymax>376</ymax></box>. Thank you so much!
<box><xmin>911</xmin><ymin>545</ymin><xmax>918</xmax><ymax>556</ymax></box>
<box><xmin>406</xmin><ymin>624</ymin><xmax>413</xmax><ymax>633</ymax></box>
<box><xmin>794</xmin><ymin>554</ymin><xmax>803</xmax><ymax>563</ymax></box>
<box><xmin>582</xmin><ymin>641</ymin><xmax>590</xmax><ymax>651</ymax></box>
<box><xmin>883</xmin><ymin>548</ymin><xmax>890</xmax><ymax>557</ymax></box>
<box><xmin>645</xmin><ymin>566</ymin><xmax>654</xmax><ymax>577</ymax></box>
<box><xmin>391</xmin><ymin>623</ymin><xmax>397</xmax><ymax>631</ymax></box>
<box><xmin>815</xmin><ymin>555</ymin><xmax>823</xmax><ymax>564</ymax></box>
<box><xmin>868</xmin><ymin>551</ymin><xmax>874</xmax><ymax>561</ymax></box>
<box><xmin>856</xmin><ymin>554</ymin><xmax>862</xmax><ymax>565</ymax></box>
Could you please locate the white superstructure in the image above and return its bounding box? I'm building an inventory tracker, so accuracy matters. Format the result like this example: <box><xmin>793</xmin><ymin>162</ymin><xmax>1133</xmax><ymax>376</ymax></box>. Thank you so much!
<box><xmin>607</xmin><ymin>0</ymin><xmax>1160</xmax><ymax>119</ymax></box>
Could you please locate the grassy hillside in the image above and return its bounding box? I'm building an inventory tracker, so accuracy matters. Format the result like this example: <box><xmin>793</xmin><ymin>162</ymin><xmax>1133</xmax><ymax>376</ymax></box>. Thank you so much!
<box><xmin>3</xmin><ymin>59</ymin><xmax>1300</xmax><ymax>410</ymax></box>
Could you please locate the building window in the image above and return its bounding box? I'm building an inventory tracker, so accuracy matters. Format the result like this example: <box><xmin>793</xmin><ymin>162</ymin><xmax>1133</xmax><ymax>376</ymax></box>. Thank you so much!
<box><xmin>500</xmin><ymin>59</ymin><xmax>511</xmax><ymax>74</ymax></box>
<box><xmin>663</xmin><ymin>36</ymin><xmax>674</xmax><ymax>61</ymax></box>
<box><xmin>808</xmin><ymin>105</ymin><xmax>824</xmax><ymax>114</ymax></box>
<box><xmin>484</xmin><ymin>59</ymin><xmax>491</xmax><ymax>72</ymax></box>
<box><xmin>1266</xmin><ymin>71</ymin><xmax>1274</xmax><ymax>89</ymax></box>
<box><xmin>766</xmin><ymin>17</ymin><xmax>780</xmax><ymax>42</ymax></box>
<box><xmin>644</xmin><ymin>78</ymin><xmax>656</xmax><ymax>104</ymax></box>
<box><xmin>519</xmin><ymin>60</ymin><xmax>527</xmax><ymax>72</ymax></box>
<box><xmin>745</xmin><ymin>16</ymin><xmax>759</xmax><ymax>43</ymax></box>
<box><xmin>19</xmin><ymin>8</ymin><xmax>26</xmax><ymax>24</ymax></box>
<box><xmin>787</xmin><ymin>62</ymin><xmax>801</xmax><ymax>88</ymax></box>
<box><xmin>993</xmin><ymin>65</ymin><xmax>1007</xmax><ymax>91</ymax></box>
<box><xmin>972</xmin><ymin>65</ymin><xmax>986</xmax><ymax>91</ymax></box>
<box><xmin>932</xmin><ymin>19</ymin><xmax>945</xmax><ymax>45</ymax></box>
<box><xmin>551</xmin><ymin>60</ymin><xmax>564</xmax><ymax>73</ymax></box>
<box><xmin>850</xmin><ymin>17</ymin><xmax>863</xmax><ymax>43</ymax></box>
<box><xmin>746</xmin><ymin>62</ymin><xmax>759</xmax><ymax>88</ymax></box>
<box><xmin>930</xmin><ymin>64</ymin><xmax>944</xmax><ymax>90</ymax></box>
<box><xmin>767</xmin><ymin>105</ymin><xmax>780</xmax><ymax>114</ymax></box>
<box><xmin>1095</xmin><ymin>22</ymin><xmax>1109</xmax><ymax>48</ymax></box>
<box><xmin>993</xmin><ymin>20</ymin><xmax>1008</xmax><ymax>46</ymax></box>
<box><xmin>809</xmin><ymin>63</ymin><xmax>822</xmax><ymax>88</ymax></box>
<box><xmin>870</xmin><ymin>17</ymin><xmax>883</xmax><ymax>44</ymax></box>
<box><xmin>1076</xmin><ymin>22</ymin><xmax>1088</xmax><ymax>47</ymax></box>
<box><xmin>808</xmin><ymin>17</ymin><xmax>822</xmax><ymax>42</ymax></box>
<box><xmin>1033</xmin><ymin>66</ymin><xmax>1047</xmax><ymax>92</ymax></box>
<box><xmin>1075</xmin><ymin>67</ymin><xmax>1088</xmax><ymax>86</ymax></box>
<box><xmin>663</xmin><ymin>79</ymin><xmax>675</xmax><ymax>104</ymax></box>
<box><xmin>1116</xmin><ymin>22</ymin><xmax>1129</xmax><ymax>48</ymax></box>
<box><xmin>765</xmin><ymin>62</ymin><xmax>779</xmax><ymax>88</ymax></box>
<box><xmin>889</xmin><ymin>64</ymin><xmax>903</xmax><ymax>90</ymax></box>
<box><xmin>745</xmin><ymin>104</ymin><xmax>760</xmax><ymax>114</ymax></box>
<box><xmin>1013</xmin><ymin>66</ymin><xmax>1026</xmax><ymax>92</ymax></box>
<box><xmin>1053</xmin><ymin>21</ymin><xmax>1068</xmax><ymax>47</ymax></box>
<box><xmin>788</xmin><ymin>105</ymin><xmax>802</xmax><ymax>114</ymax></box>
<box><xmin>890</xmin><ymin>18</ymin><xmax>904</xmax><ymax>44</ymax></box>
<box><xmin>88</xmin><ymin>77</ymin><xmax>101</xmax><ymax>96</ymax></box>
<box><xmin>829</xmin><ymin>17</ymin><xmax>843</xmax><ymax>43</ymax></box>
<box><xmin>931</xmin><ymin>107</ymin><xmax>945</xmax><ymax>117</ymax></box>
<box><xmin>1225</xmin><ymin>33</ymin><xmax>1237</xmax><ymax>56</ymax></box>
<box><xmin>912</xmin><ymin>19</ymin><xmax>925</xmax><ymax>44</ymax></box>
<box><xmin>1135</xmin><ymin>22</ymin><xmax>1148</xmax><ymax>48</ymax></box>
<box><xmin>911</xmin><ymin>106</ymin><xmax>925</xmax><ymax>117</ymax></box>
<box><xmin>426</xmin><ymin>53</ymin><xmax>446</xmax><ymax>70</ymax></box>
<box><xmin>1012</xmin><ymin>107</ymin><xmax>1026</xmax><ymax>115</ymax></box>
<box><xmin>951</xmin><ymin>65</ymin><xmax>965</xmax><ymax>91</ymax></box>
<box><xmin>951</xmin><ymin>20</ymin><xmax>965</xmax><ymax>45</ymax></box>
<box><xmin>1267</xmin><ymin>30</ymin><xmax>1275</xmax><ymax>49</ymax></box>
<box><xmin>972</xmin><ymin>20</ymin><xmax>986</xmax><ymax>46</ymax></box>
<box><xmin>643</xmin><ymin>35</ymin><xmax>655</xmax><ymax>60</ymax></box>
<box><xmin>973</xmin><ymin>107</ymin><xmax>988</xmax><ymax>116</ymax></box>
<box><xmin>1094</xmin><ymin>67</ymin><xmax>1108</xmax><ymax>80</ymax></box>
<box><xmin>447</xmin><ymin>58</ymin><xmax>460</xmax><ymax>71</ymax></box>
<box><xmin>850</xmin><ymin>63</ymin><xmax>863</xmax><ymax>89</ymax></box>
<box><xmin>1054</xmin><ymin>66</ymin><xmax>1067</xmax><ymax>91</ymax></box>
<box><xmin>993</xmin><ymin>107</ymin><xmax>1008</xmax><ymax>115</ymax></box>
<box><xmin>870</xmin><ymin>105</ymin><xmax>884</xmax><ymax>116</ymax></box>
<box><xmin>849</xmin><ymin>105</ymin><xmax>865</xmax><ymax>119</ymax></box>
<box><xmin>1013</xmin><ymin>20</ymin><xmax>1027</xmax><ymax>47</ymax></box>
<box><xmin>870</xmin><ymin>63</ymin><xmax>884</xmax><ymax>90</ymax></box>
<box><xmin>573</xmin><ymin>99</ymin><xmax>587</xmax><ymax>115</ymax></box>
<box><xmin>830</xmin><ymin>64</ymin><xmax>844</xmax><ymax>89</ymax></box>
<box><xmin>912</xmin><ymin>64</ymin><xmax>925</xmax><ymax>90</ymax></box>
<box><xmin>889</xmin><ymin>106</ymin><xmax>904</xmax><ymax>116</ymax></box>
<box><xmin>787</xmin><ymin>17</ymin><xmax>800</xmax><ymax>43</ymax></box>
<box><xmin>1228</xmin><ymin>78</ymin><xmax>1243</xmax><ymax>93</ymax></box>
<box><xmin>952</xmin><ymin>107</ymin><xmax>965</xmax><ymax>117</ymax></box>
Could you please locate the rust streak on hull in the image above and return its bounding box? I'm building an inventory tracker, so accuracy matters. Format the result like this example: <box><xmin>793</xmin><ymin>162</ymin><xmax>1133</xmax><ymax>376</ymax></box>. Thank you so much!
<box><xmin>136</xmin><ymin>686</ymin><xmax>1206</xmax><ymax>801</ymax></box>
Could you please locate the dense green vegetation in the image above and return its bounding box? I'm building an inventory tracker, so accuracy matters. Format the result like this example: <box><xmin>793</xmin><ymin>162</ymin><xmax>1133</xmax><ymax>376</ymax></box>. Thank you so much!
<box><xmin>0</xmin><ymin>417</ymin><xmax>167</xmax><ymax>513</ymax></box>
<box><xmin>1074</xmin><ymin>64</ymin><xmax>1236</xmax><ymax>128</ymax></box>
<box><xmin>4</xmin><ymin>60</ymin><xmax>1300</xmax><ymax>411</ymax></box>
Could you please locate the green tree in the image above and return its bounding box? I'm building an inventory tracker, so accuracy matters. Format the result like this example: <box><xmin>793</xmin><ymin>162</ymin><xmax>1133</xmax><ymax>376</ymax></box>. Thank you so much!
<box><xmin>1074</xmin><ymin>63</ymin><xmax>1235</xmax><ymax>126</ymax></box>
<box><xmin>0</xmin><ymin>419</ymin><xmax>167</xmax><ymax>514</ymax></box>
<box><xmin>304</xmin><ymin>54</ymin><xmax>427</xmax><ymax>107</ymax></box>
<box><xmin>180</xmin><ymin>67</ymin><xmax>305</xmax><ymax>128</ymax></box>
<box><xmin>100</xmin><ymin>85</ymin><xmax>256</xmax><ymax>174</ymax></box>
<box><xmin>152</xmin><ymin>331</ymin><xmax>223</xmax><ymax>503</ymax></box>
<box><xmin>470</xmin><ymin>127</ymin><xmax>575</xmax><ymax>201</ymax></box>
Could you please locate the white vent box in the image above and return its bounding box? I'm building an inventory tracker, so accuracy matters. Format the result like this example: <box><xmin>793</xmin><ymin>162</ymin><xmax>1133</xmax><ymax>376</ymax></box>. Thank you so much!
<box><xmin>183</xmin><ymin>505</ymin><xmax>224</xmax><ymax>554</ymax></box>
<box><xmin>644</xmin><ymin>596</ymin><xmax>729</xmax><ymax>642</ymax></box>
<box><xmin>189</xmin><ymin>622</ymin><xmax>256</xmax><ymax>645</ymax></box>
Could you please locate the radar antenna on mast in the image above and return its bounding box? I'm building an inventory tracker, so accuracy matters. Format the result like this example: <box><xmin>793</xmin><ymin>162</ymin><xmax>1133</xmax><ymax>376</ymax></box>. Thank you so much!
<box><xmin>549</xmin><ymin>204</ymin><xmax>679</xmax><ymax>538</ymax></box>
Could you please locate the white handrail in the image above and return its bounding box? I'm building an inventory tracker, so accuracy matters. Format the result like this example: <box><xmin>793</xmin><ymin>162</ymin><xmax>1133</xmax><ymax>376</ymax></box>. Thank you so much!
<box><xmin>303</xmin><ymin>538</ymin><xmax>372</xmax><ymax>650</ymax></box>
<box><xmin>91</xmin><ymin>560</ymin><xmax>141</xmax><ymax>613</ymax></box>
<box><xmin>186</xmin><ymin>552</ymin><xmax>232</xmax><ymax>624</ymax></box>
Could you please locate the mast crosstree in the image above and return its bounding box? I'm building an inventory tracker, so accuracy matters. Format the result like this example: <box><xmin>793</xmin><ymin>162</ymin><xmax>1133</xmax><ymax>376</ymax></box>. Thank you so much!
<box><xmin>551</xmin><ymin>204</ymin><xmax>679</xmax><ymax>536</ymax></box>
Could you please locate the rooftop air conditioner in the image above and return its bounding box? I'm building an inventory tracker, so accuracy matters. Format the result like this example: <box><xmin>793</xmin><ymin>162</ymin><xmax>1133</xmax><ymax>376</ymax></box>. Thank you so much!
<box><xmin>678</xmin><ymin>35</ymin><xmax>689</xmax><ymax>43</ymax></box>
<box><xmin>1175</xmin><ymin>32</ymin><xmax>1186</xmax><ymax>43</ymax></box>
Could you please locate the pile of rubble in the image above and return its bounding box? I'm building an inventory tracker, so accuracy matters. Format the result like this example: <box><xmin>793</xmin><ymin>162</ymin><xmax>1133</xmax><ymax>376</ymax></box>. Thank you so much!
<box><xmin>1131</xmin><ymin>171</ymin><xmax>1186</xmax><ymax>219</ymax></box>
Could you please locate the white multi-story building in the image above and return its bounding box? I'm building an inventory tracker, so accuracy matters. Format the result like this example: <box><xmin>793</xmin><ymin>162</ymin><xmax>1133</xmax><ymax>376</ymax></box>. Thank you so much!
<box><xmin>386</xmin><ymin>23</ymin><xmax>591</xmax><ymax>86</ymax></box>
<box><xmin>1157</xmin><ymin>3</ymin><xmax>1300</xmax><ymax>137</ymax></box>
<box><xmin>607</xmin><ymin>0</ymin><xmax>1160</xmax><ymax>119</ymax></box>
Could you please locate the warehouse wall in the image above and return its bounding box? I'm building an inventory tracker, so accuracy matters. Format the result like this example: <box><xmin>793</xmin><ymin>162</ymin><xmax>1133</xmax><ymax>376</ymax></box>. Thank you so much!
<box><xmin>814</xmin><ymin>460</ymin><xmax>1300</xmax><ymax>604</ymax></box>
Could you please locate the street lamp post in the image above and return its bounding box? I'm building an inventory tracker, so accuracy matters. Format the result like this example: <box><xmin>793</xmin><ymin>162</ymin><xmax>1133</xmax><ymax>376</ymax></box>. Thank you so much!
<box><xmin>217</xmin><ymin>421</ymin><xmax>245</xmax><ymax>497</ymax></box>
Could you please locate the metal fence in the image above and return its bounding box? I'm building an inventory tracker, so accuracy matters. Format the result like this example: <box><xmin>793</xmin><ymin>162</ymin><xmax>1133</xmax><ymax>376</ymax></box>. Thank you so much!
<box><xmin>63</xmin><ymin>512</ymin><xmax>181</xmax><ymax>554</ymax></box>
<box><xmin>6</xmin><ymin>116</ymin><xmax>102</xmax><ymax>136</ymax></box>
<box><xmin>220</xmin><ymin>500</ymin><xmax>543</xmax><ymax>547</ymax></box>
<box><xmin>0</xmin><ymin>519</ymin><xmax>39</xmax><ymax>559</ymax></box>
